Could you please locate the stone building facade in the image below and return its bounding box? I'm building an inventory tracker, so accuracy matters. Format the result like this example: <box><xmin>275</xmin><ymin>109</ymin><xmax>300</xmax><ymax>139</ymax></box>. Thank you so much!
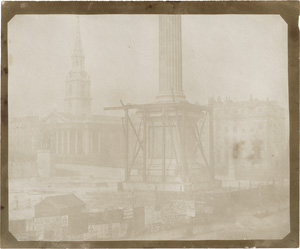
<box><xmin>209</xmin><ymin>97</ymin><xmax>288</xmax><ymax>180</ymax></box>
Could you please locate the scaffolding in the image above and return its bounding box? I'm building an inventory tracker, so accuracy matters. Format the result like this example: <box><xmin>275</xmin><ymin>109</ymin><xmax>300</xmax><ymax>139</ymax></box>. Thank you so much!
<box><xmin>104</xmin><ymin>100</ymin><xmax>214</xmax><ymax>183</ymax></box>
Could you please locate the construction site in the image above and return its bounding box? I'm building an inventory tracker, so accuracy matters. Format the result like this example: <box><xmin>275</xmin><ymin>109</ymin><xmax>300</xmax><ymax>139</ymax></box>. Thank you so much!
<box><xmin>8</xmin><ymin>15</ymin><xmax>290</xmax><ymax>241</ymax></box>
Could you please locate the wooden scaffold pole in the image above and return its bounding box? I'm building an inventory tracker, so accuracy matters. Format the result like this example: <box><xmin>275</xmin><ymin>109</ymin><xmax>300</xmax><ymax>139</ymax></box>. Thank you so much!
<box><xmin>209</xmin><ymin>99</ymin><xmax>215</xmax><ymax>179</ymax></box>
<box><xmin>143</xmin><ymin>111</ymin><xmax>147</xmax><ymax>182</ymax></box>
<box><xmin>162</xmin><ymin>108</ymin><xmax>166</xmax><ymax>183</ymax></box>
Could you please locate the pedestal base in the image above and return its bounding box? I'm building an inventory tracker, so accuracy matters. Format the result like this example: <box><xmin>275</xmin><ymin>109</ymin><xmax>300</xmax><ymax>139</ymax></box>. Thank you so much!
<box><xmin>120</xmin><ymin>180</ymin><xmax>221</xmax><ymax>192</ymax></box>
<box><xmin>228</xmin><ymin>165</ymin><xmax>236</xmax><ymax>180</ymax></box>
<box><xmin>135</xmin><ymin>162</ymin><xmax>211</xmax><ymax>183</ymax></box>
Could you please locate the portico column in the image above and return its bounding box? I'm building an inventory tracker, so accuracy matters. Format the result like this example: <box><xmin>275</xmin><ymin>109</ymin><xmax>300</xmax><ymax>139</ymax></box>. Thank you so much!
<box><xmin>98</xmin><ymin>129</ymin><xmax>101</xmax><ymax>154</ymax></box>
<box><xmin>83</xmin><ymin>128</ymin><xmax>88</xmax><ymax>155</ymax></box>
<box><xmin>75</xmin><ymin>130</ymin><xmax>78</xmax><ymax>154</ymax></box>
<box><xmin>56</xmin><ymin>131</ymin><xmax>59</xmax><ymax>154</ymax></box>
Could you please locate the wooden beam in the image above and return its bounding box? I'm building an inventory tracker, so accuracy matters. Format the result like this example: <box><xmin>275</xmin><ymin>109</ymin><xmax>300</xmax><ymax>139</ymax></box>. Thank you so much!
<box><xmin>104</xmin><ymin>102</ymin><xmax>209</xmax><ymax>112</ymax></box>
<box><xmin>128</xmin><ymin>116</ymin><xmax>144</xmax><ymax>151</ymax></box>
<box><xmin>171</xmin><ymin>90</ymin><xmax>189</xmax><ymax>182</ymax></box>
<box><xmin>120</xmin><ymin>101</ymin><xmax>144</xmax><ymax>152</ymax></box>
<box><xmin>169</xmin><ymin>125</ymin><xmax>179</xmax><ymax>167</ymax></box>
<box><xmin>195</xmin><ymin>123</ymin><xmax>209</xmax><ymax>168</ymax></box>
<box><xmin>129</xmin><ymin>141</ymin><xmax>143</xmax><ymax>173</ymax></box>
<box><xmin>162</xmin><ymin>108</ymin><xmax>166</xmax><ymax>183</ymax></box>
<box><xmin>198</xmin><ymin>111</ymin><xmax>208</xmax><ymax>139</ymax></box>
<box><xmin>128</xmin><ymin>119</ymin><xmax>143</xmax><ymax>174</ymax></box>
<box><xmin>196</xmin><ymin>138</ymin><xmax>209</xmax><ymax>168</ymax></box>
<box><xmin>143</xmin><ymin>112</ymin><xmax>147</xmax><ymax>182</ymax></box>
<box><xmin>181</xmin><ymin>110</ymin><xmax>189</xmax><ymax>181</ymax></box>
<box><xmin>209</xmin><ymin>102</ymin><xmax>215</xmax><ymax>179</ymax></box>
<box><xmin>125</xmin><ymin>108</ymin><xmax>129</xmax><ymax>182</ymax></box>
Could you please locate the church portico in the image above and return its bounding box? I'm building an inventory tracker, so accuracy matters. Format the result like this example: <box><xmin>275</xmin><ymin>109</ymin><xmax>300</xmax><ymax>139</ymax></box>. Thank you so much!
<box><xmin>41</xmin><ymin>117</ymin><xmax>123</xmax><ymax>168</ymax></box>
<box><xmin>33</xmin><ymin>19</ymin><xmax>125</xmax><ymax>170</ymax></box>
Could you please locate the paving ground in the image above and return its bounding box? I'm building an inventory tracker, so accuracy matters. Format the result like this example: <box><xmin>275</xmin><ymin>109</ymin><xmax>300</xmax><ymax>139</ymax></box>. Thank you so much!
<box><xmin>8</xmin><ymin>165</ymin><xmax>290</xmax><ymax>241</ymax></box>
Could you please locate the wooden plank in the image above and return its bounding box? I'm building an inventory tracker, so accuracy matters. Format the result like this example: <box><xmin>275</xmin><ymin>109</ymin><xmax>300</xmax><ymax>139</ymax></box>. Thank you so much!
<box><xmin>104</xmin><ymin>102</ymin><xmax>209</xmax><ymax>112</ymax></box>
<box><xmin>198</xmin><ymin>110</ymin><xmax>208</xmax><ymax>139</ymax></box>
<box><xmin>195</xmin><ymin>122</ymin><xmax>209</xmax><ymax>168</ymax></box>
<box><xmin>208</xmin><ymin>102</ymin><xmax>215</xmax><ymax>178</ymax></box>
<box><xmin>125</xmin><ymin>109</ymin><xmax>129</xmax><ymax>182</ymax></box>
<box><xmin>143</xmin><ymin>111</ymin><xmax>147</xmax><ymax>182</ymax></box>
<box><xmin>162</xmin><ymin>108</ymin><xmax>166</xmax><ymax>183</ymax></box>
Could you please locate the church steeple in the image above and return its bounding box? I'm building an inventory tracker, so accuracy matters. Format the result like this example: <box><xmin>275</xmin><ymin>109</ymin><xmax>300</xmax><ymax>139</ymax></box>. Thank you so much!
<box><xmin>74</xmin><ymin>19</ymin><xmax>83</xmax><ymax>54</ymax></box>
<box><xmin>64</xmin><ymin>17</ymin><xmax>91</xmax><ymax>117</ymax></box>
<box><xmin>71</xmin><ymin>18</ymin><xmax>85</xmax><ymax>70</ymax></box>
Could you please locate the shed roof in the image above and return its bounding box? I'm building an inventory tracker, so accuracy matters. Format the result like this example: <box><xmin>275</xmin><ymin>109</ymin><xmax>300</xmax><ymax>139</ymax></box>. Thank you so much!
<box><xmin>35</xmin><ymin>194</ymin><xmax>86</xmax><ymax>209</ymax></box>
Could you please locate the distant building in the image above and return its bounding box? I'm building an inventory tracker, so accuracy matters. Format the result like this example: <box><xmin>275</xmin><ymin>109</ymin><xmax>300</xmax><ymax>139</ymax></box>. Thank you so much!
<box><xmin>35</xmin><ymin>194</ymin><xmax>86</xmax><ymax>217</ymax></box>
<box><xmin>9</xmin><ymin>116</ymin><xmax>41</xmax><ymax>162</ymax></box>
<box><xmin>210</xmin><ymin>96</ymin><xmax>288</xmax><ymax>180</ymax></box>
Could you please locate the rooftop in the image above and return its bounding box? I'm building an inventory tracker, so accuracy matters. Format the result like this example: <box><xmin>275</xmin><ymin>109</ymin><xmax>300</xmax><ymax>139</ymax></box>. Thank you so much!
<box><xmin>35</xmin><ymin>194</ymin><xmax>86</xmax><ymax>209</ymax></box>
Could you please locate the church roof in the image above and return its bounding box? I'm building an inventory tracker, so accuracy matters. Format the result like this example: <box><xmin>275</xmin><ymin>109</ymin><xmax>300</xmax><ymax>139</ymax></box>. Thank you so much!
<box><xmin>42</xmin><ymin>111</ymin><xmax>122</xmax><ymax>125</ymax></box>
<box><xmin>92</xmin><ymin>114</ymin><xmax>122</xmax><ymax>124</ymax></box>
<box><xmin>43</xmin><ymin>112</ymin><xmax>76</xmax><ymax>124</ymax></box>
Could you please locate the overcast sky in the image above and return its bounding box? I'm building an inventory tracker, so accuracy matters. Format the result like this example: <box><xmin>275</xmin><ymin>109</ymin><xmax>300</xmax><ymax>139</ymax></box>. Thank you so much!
<box><xmin>8</xmin><ymin>14</ymin><xmax>288</xmax><ymax>118</ymax></box>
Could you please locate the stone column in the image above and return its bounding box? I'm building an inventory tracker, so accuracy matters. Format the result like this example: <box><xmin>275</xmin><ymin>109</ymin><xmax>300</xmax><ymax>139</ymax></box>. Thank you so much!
<box><xmin>75</xmin><ymin>130</ymin><xmax>78</xmax><ymax>154</ymax></box>
<box><xmin>67</xmin><ymin>129</ymin><xmax>70</xmax><ymax>154</ymax></box>
<box><xmin>156</xmin><ymin>15</ymin><xmax>186</xmax><ymax>103</ymax></box>
<box><xmin>98</xmin><ymin>129</ymin><xmax>101</xmax><ymax>153</ymax></box>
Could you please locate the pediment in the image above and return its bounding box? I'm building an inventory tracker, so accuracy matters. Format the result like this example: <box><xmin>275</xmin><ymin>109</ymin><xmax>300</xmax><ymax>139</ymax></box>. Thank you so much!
<box><xmin>43</xmin><ymin>112</ymin><xmax>68</xmax><ymax>124</ymax></box>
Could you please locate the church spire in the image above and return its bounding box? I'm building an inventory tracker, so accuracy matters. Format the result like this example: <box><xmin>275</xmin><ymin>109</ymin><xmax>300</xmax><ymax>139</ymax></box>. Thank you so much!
<box><xmin>71</xmin><ymin>17</ymin><xmax>85</xmax><ymax>71</ymax></box>
<box><xmin>73</xmin><ymin>17</ymin><xmax>84</xmax><ymax>57</ymax></box>
<box><xmin>65</xmin><ymin>17</ymin><xmax>91</xmax><ymax>117</ymax></box>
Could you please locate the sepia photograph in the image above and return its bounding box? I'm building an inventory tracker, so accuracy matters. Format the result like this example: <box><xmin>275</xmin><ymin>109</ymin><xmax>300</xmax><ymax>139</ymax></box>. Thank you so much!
<box><xmin>1</xmin><ymin>2</ymin><xmax>298</xmax><ymax>247</ymax></box>
<box><xmin>7</xmin><ymin>13</ymin><xmax>290</xmax><ymax>241</ymax></box>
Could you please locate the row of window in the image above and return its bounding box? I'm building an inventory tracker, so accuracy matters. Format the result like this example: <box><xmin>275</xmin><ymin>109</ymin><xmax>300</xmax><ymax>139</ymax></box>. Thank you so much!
<box><xmin>214</xmin><ymin>106</ymin><xmax>268</xmax><ymax>115</ymax></box>
<box><xmin>215</xmin><ymin>123</ymin><xmax>264</xmax><ymax>133</ymax></box>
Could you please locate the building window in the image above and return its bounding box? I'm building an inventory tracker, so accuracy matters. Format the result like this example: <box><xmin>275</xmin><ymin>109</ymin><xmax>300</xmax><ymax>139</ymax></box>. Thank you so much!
<box><xmin>224</xmin><ymin>137</ymin><xmax>228</xmax><ymax>145</ymax></box>
<box><xmin>68</xmin><ymin>85</ymin><xmax>72</xmax><ymax>96</ymax></box>
<box><xmin>216</xmin><ymin>149</ymin><xmax>220</xmax><ymax>163</ymax></box>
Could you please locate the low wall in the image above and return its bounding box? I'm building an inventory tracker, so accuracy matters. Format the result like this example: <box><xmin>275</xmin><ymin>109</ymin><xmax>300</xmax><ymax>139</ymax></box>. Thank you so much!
<box><xmin>9</xmin><ymin>162</ymin><xmax>38</xmax><ymax>178</ymax></box>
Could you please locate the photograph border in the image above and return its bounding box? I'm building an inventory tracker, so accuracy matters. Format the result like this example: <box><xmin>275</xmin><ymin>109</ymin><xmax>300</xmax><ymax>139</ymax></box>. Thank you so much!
<box><xmin>1</xmin><ymin>1</ymin><xmax>299</xmax><ymax>248</ymax></box>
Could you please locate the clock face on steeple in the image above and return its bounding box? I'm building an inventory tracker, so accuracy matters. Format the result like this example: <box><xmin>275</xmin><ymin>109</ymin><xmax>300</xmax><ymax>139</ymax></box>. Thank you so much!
<box><xmin>64</xmin><ymin>18</ymin><xmax>91</xmax><ymax>117</ymax></box>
